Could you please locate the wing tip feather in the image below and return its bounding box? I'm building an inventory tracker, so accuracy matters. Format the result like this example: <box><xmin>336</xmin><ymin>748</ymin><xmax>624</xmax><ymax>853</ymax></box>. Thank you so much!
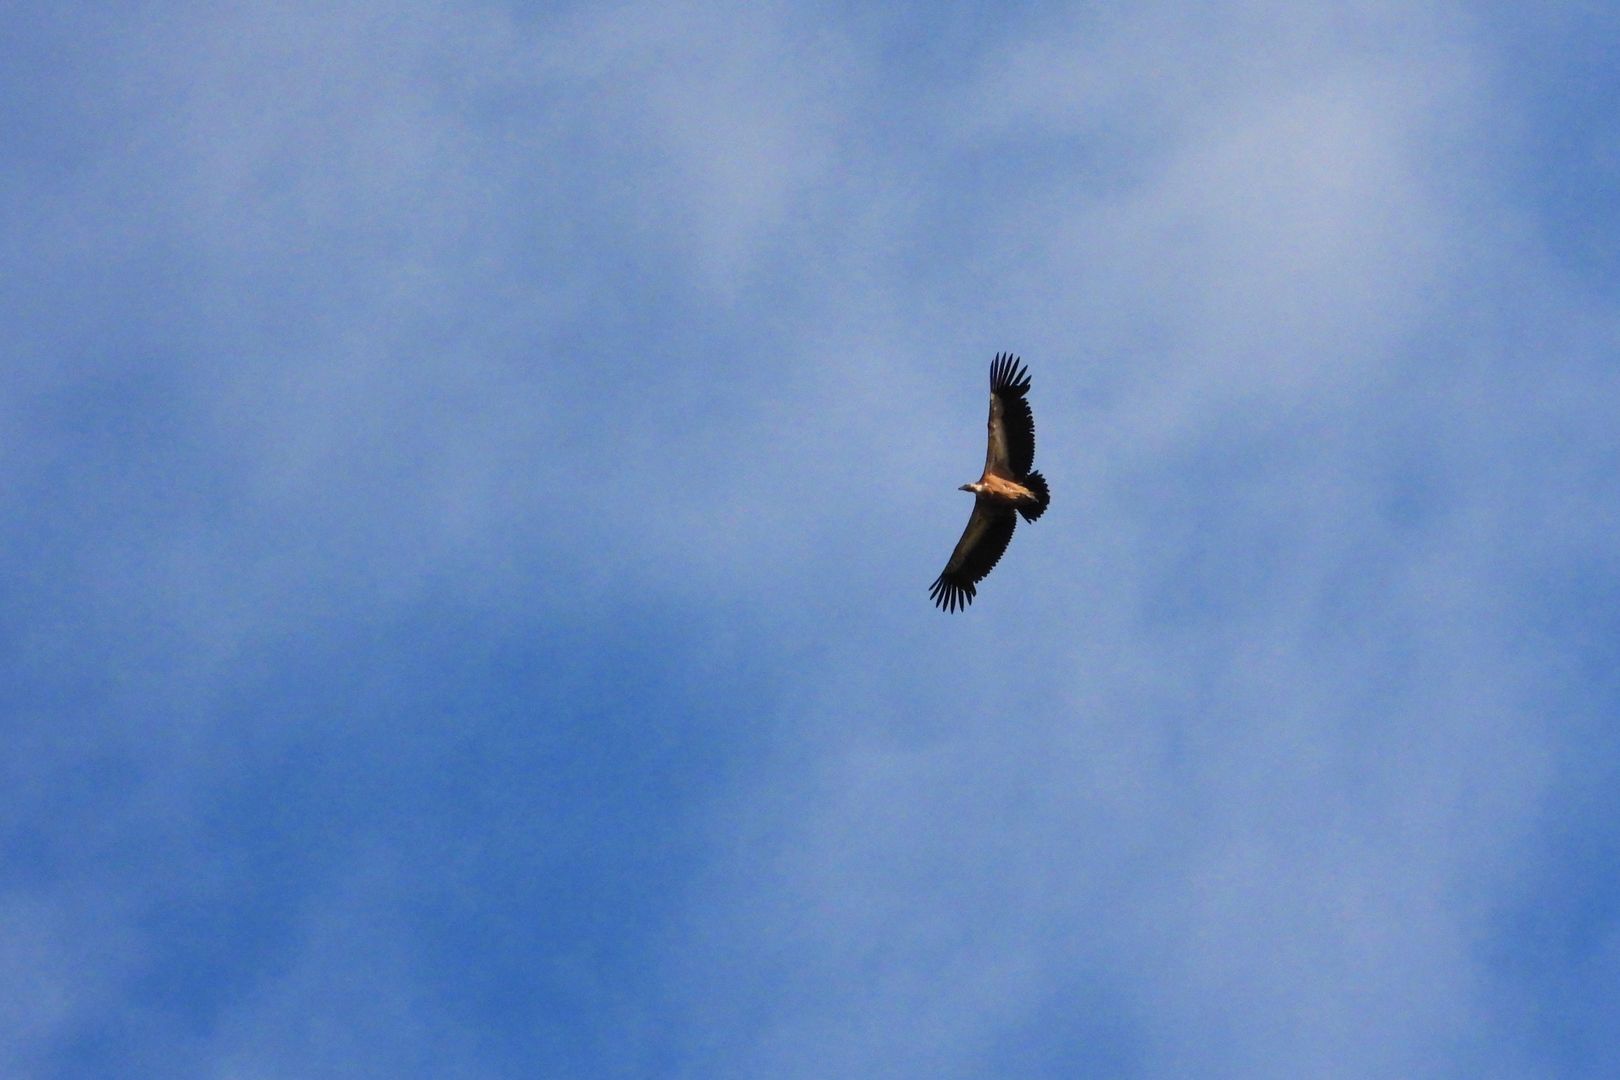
<box><xmin>990</xmin><ymin>351</ymin><xmax>1031</xmax><ymax>395</ymax></box>
<box><xmin>929</xmin><ymin>573</ymin><xmax>975</xmax><ymax>612</ymax></box>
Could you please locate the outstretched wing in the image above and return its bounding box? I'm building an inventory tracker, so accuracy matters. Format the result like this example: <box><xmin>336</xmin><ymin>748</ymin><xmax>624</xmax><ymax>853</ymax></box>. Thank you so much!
<box><xmin>983</xmin><ymin>352</ymin><xmax>1036</xmax><ymax>479</ymax></box>
<box><xmin>929</xmin><ymin>502</ymin><xmax>1017</xmax><ymax>612</ymax></box>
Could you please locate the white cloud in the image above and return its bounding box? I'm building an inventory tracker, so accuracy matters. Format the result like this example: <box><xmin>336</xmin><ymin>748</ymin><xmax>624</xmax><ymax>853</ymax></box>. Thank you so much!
<box><xmin>655</xmin><ymin>5</ymin><xmax>1612</xmax><ymax>1078</ymax></box>
<box><xmin>4</xmin><ymin>2</ymin><xmax>1617</xmax><ymax>1076</ymax></box>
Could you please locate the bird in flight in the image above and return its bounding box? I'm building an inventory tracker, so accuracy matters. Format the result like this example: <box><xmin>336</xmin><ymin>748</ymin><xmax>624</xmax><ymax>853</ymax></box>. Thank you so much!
<box><xmin>929</xmin><ymin>353</ymin><xmax>1050</xmax><ymax>612</ymax></box>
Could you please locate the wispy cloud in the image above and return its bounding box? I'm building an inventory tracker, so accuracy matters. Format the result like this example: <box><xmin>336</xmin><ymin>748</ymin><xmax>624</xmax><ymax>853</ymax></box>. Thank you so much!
<box><xmin>3</xmin><ymin>2</ymin><xmax>1617</xmax><ymax>1077</ymax></box>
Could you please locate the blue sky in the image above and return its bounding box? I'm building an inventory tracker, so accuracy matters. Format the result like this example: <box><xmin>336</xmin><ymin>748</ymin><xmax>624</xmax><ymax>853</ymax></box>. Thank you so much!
<box><xmin>5</xmin><ymin>3</ymin><xmax>1620</xmax><ymax>1077</ymax></box>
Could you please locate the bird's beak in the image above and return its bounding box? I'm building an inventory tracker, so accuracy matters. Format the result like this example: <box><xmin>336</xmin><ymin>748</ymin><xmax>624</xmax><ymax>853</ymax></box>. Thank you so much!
<box><xmin>958</xmin><ymin>484</ymin><xmax>973</xmax><ymax>492</ymax></box>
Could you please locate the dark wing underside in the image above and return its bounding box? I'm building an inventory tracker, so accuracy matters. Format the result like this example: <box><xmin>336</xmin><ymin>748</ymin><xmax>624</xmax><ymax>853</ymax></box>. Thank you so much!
<box><xmin>984</xmin><ymin>352</ymin><xmax>1036</xmax><ymax>479</ymax></box>
<box><xmin>929</xmin><ymin>502</ymin><xmax>1017</xmax><ymax>612</ymax></box>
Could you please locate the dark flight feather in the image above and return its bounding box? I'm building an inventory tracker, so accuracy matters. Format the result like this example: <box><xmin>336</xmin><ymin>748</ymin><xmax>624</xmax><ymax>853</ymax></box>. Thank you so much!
<box><xmin>929</xmin><ymin>504</ymin><xmax>1017</xmax><ymax>613</ymax></box>
<box><xmin>987</xmin><ymin>352</ymin><xmax>1036</xmax><ymax>479</ymax></box>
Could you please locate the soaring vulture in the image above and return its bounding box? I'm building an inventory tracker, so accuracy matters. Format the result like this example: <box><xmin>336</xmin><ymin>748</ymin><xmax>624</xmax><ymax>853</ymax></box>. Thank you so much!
<box><xmin>929</xmin><ymin>353</ymin><xmax>1050</xmax><ymax>612</ymax></box>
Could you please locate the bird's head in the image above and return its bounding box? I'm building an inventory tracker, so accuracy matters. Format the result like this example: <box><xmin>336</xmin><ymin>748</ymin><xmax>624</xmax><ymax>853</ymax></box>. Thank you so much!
<box><xmin>959</xmin><ymin>482</ymin><xmax>980</xmax><ymax>493</ymax></box>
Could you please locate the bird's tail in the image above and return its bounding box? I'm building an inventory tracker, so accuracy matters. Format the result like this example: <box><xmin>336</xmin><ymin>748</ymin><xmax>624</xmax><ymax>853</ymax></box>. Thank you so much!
<box><xmin>1019</xmin><ymin>471</ymin><xmax>1050</xmax><ymax>523</ymax></box>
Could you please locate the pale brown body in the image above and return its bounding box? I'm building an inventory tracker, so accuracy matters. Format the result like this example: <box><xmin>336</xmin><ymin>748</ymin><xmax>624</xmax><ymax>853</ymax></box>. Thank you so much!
<box><xmin>963</xmin><ymin>474</ymin><xmax>1039</xmax><ymax>503</ymax></box>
